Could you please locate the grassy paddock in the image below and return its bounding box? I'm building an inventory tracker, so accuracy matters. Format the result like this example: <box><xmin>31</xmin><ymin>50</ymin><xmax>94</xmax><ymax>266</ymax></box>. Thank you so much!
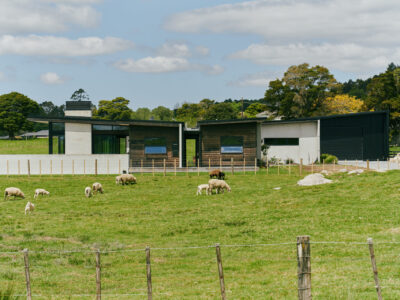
<box><xmin>0</xmin><ymin>139</ymin><xmax>49</xmax><ymax>154</ymax></box>
<box><xmin>0</xmin><ymin>170</ymin><xmax>400</xmax><ymax>298</ymax></box>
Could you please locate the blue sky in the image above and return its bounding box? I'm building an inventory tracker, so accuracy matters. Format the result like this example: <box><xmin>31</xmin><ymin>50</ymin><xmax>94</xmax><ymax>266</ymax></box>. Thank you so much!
<box><xmin>1</xmin><ymin>0</ymin><xmax>400</xmax><ymax>109</ymax></box>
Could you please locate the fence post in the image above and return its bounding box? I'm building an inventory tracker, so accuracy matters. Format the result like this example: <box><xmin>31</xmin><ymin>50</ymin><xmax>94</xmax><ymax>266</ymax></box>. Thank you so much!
<box><xmin>289</xmin><ymin>161</ymin><xmax>291</xmax><ymax>176</ymax></box>
<box><xmin>278</xmin><ymin>163</ymin><xmax>280</xmax><ymax>176</ymax></box>
<box><xmin>220</xmin><ymin>156</ymin><xmax>222</xmax><ymax>170</ymax></box>
<box><xmin>297</xmin><ymin>236</ymin><xmax>311</xmax><ymax>300</ymax></box>
<box><xmin>95</xmin><ymin>249</ymin><xmax>101</xmax><ymax>300</ymax></box>
<box><xmin>18</xmin><ymin>160</ymin><xmax>20</xmax><ymax>175</ymax></box>
<box><xmin>152</xmin><ymin>159</ymin><xmax>154</xmax><ymax>176</ymax></box>
<box><xmin>174</xmin><ymin>159</ymin><xmax>176</xmax><ymax>176</ymax></box>
<box><xmin>367</xmin><ymin>238</ymin><xmax>382</xmax><ymax>300</ymax></box>
<box><xmin>94</xmin><ymin>159</ymin><xmax>97</xmax><ymax>176</ymax></box>
<box><xmin>39</xmin><ymin>160</ymin><xmax>42</xmax><ymax>176</ymax></box>
<box><xmin>243</xmin><ymin>157</ymin><xmax>246</xmax><ymax>174</ymax></box>
<box><xmin>163</xmin><ymin>159</ymin><xmax>166</xmax><ymax>177</ymax></box>
<box><xmin>266</xmin><ymin>155</ymin><xmax>269</xmax><ymax>175</ymax></box>
<box><xmin>215</xmin><ymin>243</ymin><xmax>226</xmax><ymax>300</ymax></box>
<box><xmin>146</xmin><ymin>246</ymin><xmax>152</xmax><ymax>300</ymax></box>
<box><xmin>141</xmin><ymin>159</ymin><xmax>143</xmax><ymax>175</ymax></box>
<box><xmin>197</xmin><ymin>159</ymin><xmax>200</xmax><ymax>176</ymax></box>
<box><xmin>118</xmin><ymin>159</ymin><xmax>121</xmax><ymax>174</ymax></box>
<box><xmin>6</xmin><ymin>160</ymin><xmax>9</xmax><ymax>177</ymax></box>
<box><xmin>367</xmin><ymin>160</ymin><xmax>370</xmax><ymax>170</ymax></box>
<box><xmin>23</xmin><ymin>249</ymin><xmax>32</xmax><ymax>300</ymax></box>
<box><xmin>186</xmin><ymin>160</ymin><xmax>189</xmax><ymax>176</ymax></box>
<box><xmin>209</xmin><ymin>158</ymin><xmax>211</xmax><ymax>171</ymax></box>
<box><xmin>254</xmin><ymin>157</ymin><xmax>257</xmax><ymax>175</ymax></box>
<box><xmin>72</xmin><ymin>160</ymin><xmax>74</xmax><ymax>176</ymax></box>
<box><xmin>322</xmin><ymin>159</ymin><xmax>325</xmax><ymax>171</ymax></box>
<box><xmin>84</xmin><ymin>160</ymin><xmax>86</xmax><ymax>176</ymax></box>
<box><xmin>27</xmin><ymin>160</ymin><xmax>31</xmax><ymax>177</ymax></box>
<box><xmin>300</xmin><ymin>159</ymin><xmax>303</xmax><ymax>176</ymax></box>
<box><xmin>311</xmin><ymin>162</ymin><xmax>313</xmax><ymax>174</ymax></box>
<box><xmin>231</xmin><ymin>157</ymin><xmax>234</xmax><ymax>175</ymax></box>
<box><xmin>377</xmin><ymin>159</ymin><xmax>380</xmax><ymax>171</ymax></box>
<box><xmin>387</xmin><ymin>158</ymin><xmax>389</xmax><ymax>171</ymax></box>
<box><xmin>50</xmin><ymin>160</ymin><xmax>52</xmax><ymax>176</ymax></box>
<box><xmin>107</xmin><ymin>160</ymin><xmax>110</xmax><ymax>175</ymax></box>
<box><xmin>333</xmin><ymin>160</ymin><xmax>335</xmax><ymax>172</ymax></box>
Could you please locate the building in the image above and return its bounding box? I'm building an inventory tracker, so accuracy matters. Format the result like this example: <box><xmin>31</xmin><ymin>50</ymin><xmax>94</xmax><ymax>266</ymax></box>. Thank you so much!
<box><xmin>29</xmin><ymin>101</ymin><xmax>389</xmax><ymax>167</ymax></box>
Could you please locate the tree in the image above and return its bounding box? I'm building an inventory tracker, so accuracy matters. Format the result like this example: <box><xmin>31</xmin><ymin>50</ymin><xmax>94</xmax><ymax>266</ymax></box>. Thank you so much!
<box><xmin>323</xmin><ymin>94</ymin><xmax>364</xmax><ymax>115</ymax></box>
<box><xmin>39</xmin><ymin>101</ymin><xmax>65</xmax><ymax>117</ymax></box>
<box><xmin>0</xmin><ymin>92</ymin><xmax>40</xmax><ymax>138</ymax></box>
<box><xmin>151</xmin><ymin>106</ymin><xmax>173</xmax><ymax>121</ymax></box>
<box><xmin>264</xmin><ymin>63</ymin><xmax>340</xmax><ymax>119</ymax></box>
<box><xmin>175</xmin><ymin>103</ymin><xmax>202</xmax><ymax>127</ymax></box>
<box><xmin>94</xmin><ymin>97</ymin><xmax>132</xmax><ymax>120</ymax></box>
<box><xmin>244</xmin><ymin>103</ymin><xmax>268</xmax><ymax>118</ymax></box>
<box><xmin>134</xmin><ymin>108</ymin><xmax>151</xmax><ymax>120</ymax></box>
<box><xmin>203</xmin><ymin>102</ymin><xmax>238</xmax><ymax>120</ymax></box>
<box><xmin>70</xmin><ymin>88</ymin><xmax>89</xmax><ymax>101</ymax></box>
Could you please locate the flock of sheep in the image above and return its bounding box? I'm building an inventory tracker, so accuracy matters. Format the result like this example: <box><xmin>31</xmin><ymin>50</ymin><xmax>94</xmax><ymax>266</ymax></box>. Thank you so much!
<box><xmin>3</xmin><ymin>172</ymin><xmax>137</xmax><ymax>215</ymax></box>
<box><xmin>197</xmin><ymin>169</ymin><xmax>231</xmax><ymax>195</ymax></box>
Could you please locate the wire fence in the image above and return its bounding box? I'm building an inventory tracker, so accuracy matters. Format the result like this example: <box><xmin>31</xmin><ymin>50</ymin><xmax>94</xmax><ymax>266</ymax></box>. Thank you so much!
<box><xmin>1</xmin><ymin>237</ymin><xmax>400</xmax><ymax>299</ymax></box>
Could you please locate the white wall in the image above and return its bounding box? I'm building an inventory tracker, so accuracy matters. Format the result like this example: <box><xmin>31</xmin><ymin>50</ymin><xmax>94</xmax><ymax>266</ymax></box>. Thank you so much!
<box><xmin>261</xmin><ymin>121</ymin><xmax>320</xmax><ymax>164</ymax></box>
<box><xmin>65</xmin><ymin>110</ymin><xmax>92</xmax><ymax>117</ymax></box>
<box><xmin>0</xmin><ymin>154</ymin><xmax>129</xmax><ymax>175</ymax></box>
<box><xmin>65</xmin><ymin>123</ymin><xmax>92</xmax><ymax>154</ymax></box>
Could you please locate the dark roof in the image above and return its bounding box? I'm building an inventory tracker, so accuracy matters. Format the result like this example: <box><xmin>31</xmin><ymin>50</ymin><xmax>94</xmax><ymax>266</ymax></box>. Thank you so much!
<box><xmin>28</xmin><ymin>116</ymin><xmax>184</xmax><ymax>127</ymax></box>
<box><xmin>198</xmin><ymin>117</ymin><xmax>267</xmax><ymax>126</ymax></box>
<box><xmin>66</xmin><ymin>101</ymin><xmax>92</xmax><ymax>111</ymax></box>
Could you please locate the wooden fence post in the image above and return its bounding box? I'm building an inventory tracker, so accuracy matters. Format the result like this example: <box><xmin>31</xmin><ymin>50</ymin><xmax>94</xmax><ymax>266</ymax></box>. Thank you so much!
<box><xmin>118</xmin><ymin>159</ymin><xmax>121</xmax><ymax>174</ymax></box>
<box><xmin>18</xmin><ymin>160</ymin><xmax>20</xmax><ymax>175</ymax></box>
<box><xmin>152</xmin><ymin>159</ymin><xmax>154</xmax><ymax>176</ymax></box>
<box><xmin>186</xmin><ymin>160</ymin><xmax>189</xmax><ymax>176</ymax></box>
<box><xmin>300</xmin><ymin>159</ymin><xmax>303</xmax><ymax>176</ymax></box>
<box><xmin>333</xmin><ymin>160</ymin><xmax>335</xmax><ymax>172</ymax></box>
<box><xmin>146</xmin><ymin>246</ymin><xmax>152</xmax><ymax>300</ymax></box>
<box><xmin>95</xmin><ymin>249</ymin><xmax>101</xmax><ymax>300</ymax></box>
<box><xmin>141</xmin><ymin>159</ymin><xmax>143</xmax><ymax>175</ymax></box>
<box><xmin>367</xmin><ymin>160</ymin><xmax>370</xmax><ymax>171</ymax></box>
<box><xmin>377</xmin><ymin>159</ymin><xmax>380</xmax><ymax>171</ymax></box>
<box><xmin>289</xmin><ymin>161</ymin><xmax>291</xmax><ymax>176</ymax></box>
<box><xmin>50</xmin><ymin>160</ymin><xmax>52</xmax><ymax>176</ymax></box>
<box><xmin>39</xmin><ymin>160</ymin><xmax>42</xmax><ymax>176</ymax></box>
<box><xmin>84</xmin><ymin>160</ymin><xmax>86</xmax><ymax>176</ymax></box>
<box><xmin>215</xmin><ymin>243</ymin><xmax>226</xmax><ymax>300</ymax></box>
<box><xmin>345</xmin><ymin>159</ymin><xmax>348</xmax><ymax>171</ymax></box>
<box><xmin>61</xmin><ymin>160</ymin><xmax>64</xmax><ymax>176</ymax></box>
<box><xmin>231</xmin><ymin>157</ymin><xmax>234</xmax><ymax>175</ymax></box>
<box><xmin>254</xmin><ymin>157</ymin><xmax>257</xmax><ymax>175</ymax></box>
<box><xmin>278</xmin><ymin>163</ymin><xmax>280</xmax><ymax>176</ymax></box>
<box><xmin>311</xmin><ymin>162</ymin><xmax>313</xmax><ymax>174</ymax></box>
<box><xmin>322</xmin><ymin>159</ymin><xmax>325</xmax><ymax>171</ymax></box>
<box><xmin>174</xmin><ymin>159</ymin><xmax>177</xmax><ymax>176</ymax></box>
<box><xmin>107</xmin><ymin>160</ymin><xmax>110</xmax><ymax>175</ymax></box>
<box><xmin>6</xmin><ymin>160</ymin><xmax>9</xmax><ymax>177</ymax></box>
<box><xmin>197</xmin><ymin>159</ymin><xmax>200</xmax><ymax>176</ymax></box>
<box><xmin>94</xmin><ymin>159</ymin><xmax>97</xmax><ymax>176</ymax></box>
<box><xmin>368</xmin><ymin>238</ymin><xmax>382</xmax><ymax>300</ymax></box>
<box><xmin>219</xmin><ymin>156</ymin><xmax>222</xmax><ymax>170</ymax></box>
<box><xmin>163</xmin><ymin>159</ymin><xmax>166</xmax><ymax>177</ymax></box>
<box><xmin>23</xmin><ymin>249</ymin><xmax>32</xmax><ymax>300</ymax></box>
<box><xmin>297</xmin><ymin>236</ymin><xmax>311</xmax><ymax>300</ymax></box>
<box><xmin>266</xmin><ymin>156</ymin><xmax>269</xmax><ymax>175</ymax></box>
<box><xmin>27</xmin><ymin>160</ymin><xmax>31</xmax><ymax>177</ymax></box>
<box><xmin>72</xmin><ymin>160</ymin><xmax>74</xmax><ymax>176</ymax></box>
<box><xmin>387</xmin><ymin>158</ymin><xmax>389</xmax><ymax>171</ymax></box>
<box><xmin>243</xmin><ymin>158</ymin><xmax>246</xmax><ymax>174</ymax></box>
<box><xmin>209</xmin><ymin>158</ymin><xmax>211</xmax><ymax>171</ymax></box>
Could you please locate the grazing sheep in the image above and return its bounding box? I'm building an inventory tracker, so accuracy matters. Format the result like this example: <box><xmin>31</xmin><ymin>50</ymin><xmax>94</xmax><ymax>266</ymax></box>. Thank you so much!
<box><xmin>34</xmin><ymin>188</ymin><xmax>50</xmax><ymax>199</ymax></box>
<box><xmin>85</xmin><ymin>187</ymin><xmax>92</xmax><ymax>198</ymax></box>
<box><xmin>196</xmin><ymin>184</ymin><xmax>210</xmax><ymax>195</ymax></box>
<box><xmin>208</xmin><ymin>179</ymin><xmax>231</xmax><ymax>194</ymax></box>
<box><xmin>92</xmin><ymin>182</ymin><xmax>103</xmax><ymax>194</ymax></box>
<box><xmin>120</xmin><ymin>174</ymin><xmax>137</xmax><ymax>185</ymax></box>
<box><xmin>115</xmin><ymin>175</ymin><xmax>122</xmax><ymax>185</ymax></box>
<box><xmin>209</xmin><ymin>169</ymin><xmax>225</xmax><ymax>180</ymax></box>
<box><xmin>390</xmin><ymin>153</ymin><xmax>400</xmax><ymax>163</ymax></box>
<box><xmin>4</xmin><ymin>187</ymin><xmax>25</xmax><ymax>200</ymax></box>
<box><xmin>25</xmin><ymin>202</ymin><xmax>35</xmax><ymax>215</ymax></box>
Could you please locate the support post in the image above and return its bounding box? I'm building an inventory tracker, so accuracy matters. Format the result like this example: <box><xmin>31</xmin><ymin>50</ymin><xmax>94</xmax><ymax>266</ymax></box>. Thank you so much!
<box><xmin>333</xmin><ymin>160</ymin><xmax>336</xmax><ymax>172</ymax></box>
<box><xmin>23</xmin><ymin>249</ymin><xmax>32</xmax><ymax>300</ymax></box>
<box><xmin>94</xmin><ymin>159</ymin><xmax>97</xmax><ymax>176</ymax></box>
<box><xmin>146</xmin><ymin>246</ymin><xmax>152</xmax><ymax>300</ymax></box>
<box><xmin>163</xmin><ymin>159</ymin><xmax>166</xmax><ymax>176</ymax></box>
<box><xmin>61</xmin><ymin>160</ymin><xmax>63</xmax><ymax>176</ymax></box>
<box><xmin>377</xmin><ymin>159</ymin><xmax>380</xmax><ymax>170</ymax></box>
<box><xmin>387</xmin><ymin>158</ymin><xmax>389</xmax><ymax>171</ymax></box>
<box><xmin>311</xmin><ymin>162</ymin><xmax>313</xmax><ymax>174</ymax></box>
<box><xmin>297</xmin><ymin>236</ymin><xmax>311</xmax><ymax>300</ymax></box>
<box><xmin>278</xmin><ymin>163</ymin><xmax>280</xmax><ymax>176</ymax></box>
<box><xmin>368</xmin><ymin>238</ymin><xmax>382</xmax><ymax>300</ymax></box>
<box><xmin>27</xmin><ymin>160</ymin><xmax>30</xmax><ymax>176</ymax></box>
<box><xmin>266</xmin><ymin>155</ymin><xmax>269</xmax><ymax>175</ymax></box>
<box><xmin>215</xmin><ymin>244</ymin><xmax>226</xmax><ymax>300</ymax></box>
<box><xmin>300</xmin><ymin>159</ymin><xmax>303</xmax><ymax>176</ymax></box>
<box><xmin>289</xmin><ymin>161</ymin><xmax>291</xmax><ymax>176</ymax></box>
<box><xmin>96</xmin><ymin>249</ymin><xmax>101</xmax><ymax>300</ymax></box>
<box><xmin>322</xmin><ymin>159</ymin><xmax>325</xmax><ymax>171</ymax></box>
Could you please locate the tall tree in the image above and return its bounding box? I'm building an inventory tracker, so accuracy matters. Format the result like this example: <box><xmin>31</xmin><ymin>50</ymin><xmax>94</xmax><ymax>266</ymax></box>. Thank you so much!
<box><xmin>151</xmin><ymin>106</ymin><xmax>173</xmax><ymax>121</ymax></box>
<box><xmin>94</xmin><ymin>97</ymin><xmax>132</xmax><ymax>120</ymax></box>
<box><xmin>70</xmin><ymin>88</ymin><xmax>89</xmax><ymax>101</ymax></box>
<box><xmin>0</xmin><ymin>92</ymin><xmax>40</xmax><ymax>138</ymax></box>
<box><xmin>175</xmin><ymin>103</ymin><xmax>202</xmax><ymax>127</ymax></box>
<box><xmin>323</xmin><ymin>94</ymin><xmax>364</xmax><ymax>115</ymax></box>
<box><xmin>133</xmin><ymin>107</ymin><xmax>152</xmax><ymax>120</ymax></box>
<box><xmin>244</xmin><ymin>103</ymin><xmax>268</xmax><ymax>118</ymax></box>
<box><xmin>39</xmin><ymin>101</ymin><xmax>65</xmax><ymax>117</ymax></box>
<box><xmin>203</xmin><ymin>102</ymin><xmax>238</xmax><ymax>120</ymax></box>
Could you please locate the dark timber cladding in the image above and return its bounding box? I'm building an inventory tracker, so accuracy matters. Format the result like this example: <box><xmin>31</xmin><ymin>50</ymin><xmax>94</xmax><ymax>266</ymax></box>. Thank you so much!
<box><xmin>129</xmin><ymin>125</ymin><xmax>180</xmax><ymax>167</ymax></box>
<box><xmin>200</xmin><ymin>122</ymin><xmax>257</xmax><ymax>166</ymax></box>
<box><xmin>320</xmin><ymin>111</ymin><xmax>389</xmax><ymax>160</ymax></box>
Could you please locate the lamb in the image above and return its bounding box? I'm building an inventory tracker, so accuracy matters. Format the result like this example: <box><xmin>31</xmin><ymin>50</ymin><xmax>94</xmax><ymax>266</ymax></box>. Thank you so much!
<box><xmin>119</xmin><ymin>174</ymin><xmax>137</xmax><ymax>185</ymax></box>
<box><xmin>85</xmin><ymin>187</ymin><xmax>92</xmax><ymax>198</ymax></box>
<box><xmin>4</xmin><ymin>187</ymin><xmax>25</xmax><ymax>200</ymax></box>
<box><xmin>196</xmin><ymin>184</ymin><xmax>210</xmax><ymax>195</ymax></box>
<box><xmin>209</xmin><ymin>169</ymin><xmax>225</xmax><ymax>180</ymax></box>
<box><xmin>92</xmin><ymin>182</ymin><xmax>103</xmax><ymax>194</ymax></box>
<box><xmin>208</xmin><ymin>179</ymin><xmax>231</xmax><ymax>194</ymax></box>
<box><xmin>25</xmin><ymin>202</ymin><xmax>35</xmax><ymax>215</ymax></box>
<box><xmin>34</xmin><ymin>188</ymin><xmax>50</xmax><ymax>198</ymax></box>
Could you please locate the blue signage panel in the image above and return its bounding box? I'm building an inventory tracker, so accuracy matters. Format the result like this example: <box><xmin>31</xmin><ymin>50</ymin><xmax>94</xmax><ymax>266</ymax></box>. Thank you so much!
<box><xmin>145</xmin><ymin>146</ymin><xmax>167</xmax><ymax>154</ymax></box>
<box><xmin>221</xmin><ymin>146</ymin><xmax>243</xmax><ymax>154</ymax></box>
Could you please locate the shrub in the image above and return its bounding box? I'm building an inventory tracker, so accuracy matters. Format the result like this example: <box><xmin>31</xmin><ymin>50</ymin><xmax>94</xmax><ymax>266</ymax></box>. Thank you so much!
<box><xmin>320</xmin><ymin>153</ymin><xmax>338</xmax><ymax>164</ymax></box>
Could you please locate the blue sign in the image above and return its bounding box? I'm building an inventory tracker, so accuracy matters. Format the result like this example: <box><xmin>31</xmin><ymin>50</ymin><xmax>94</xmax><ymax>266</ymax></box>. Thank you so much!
<box><xmin>145</xmin><ymin>146</ymin><xmax>167</xmax><ymax>154</ymax></box>
<box><xmin>221</xmin><ymin>146</ymin><xmax>243</xmax><ymax>154</ymax></box>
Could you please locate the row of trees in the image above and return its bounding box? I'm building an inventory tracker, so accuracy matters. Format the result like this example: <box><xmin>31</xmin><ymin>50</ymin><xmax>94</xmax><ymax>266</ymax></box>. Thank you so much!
<box><xmin>1</xmin><ymin>62</ymin><xmax>400</xmax><ymax>139</ymax></box>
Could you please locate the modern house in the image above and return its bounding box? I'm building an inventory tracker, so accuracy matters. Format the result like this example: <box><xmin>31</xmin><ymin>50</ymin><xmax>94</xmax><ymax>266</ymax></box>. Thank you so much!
<box><xmin>29</xmin><ymin>101</ymin><xmax>389</xmax><ymax>167</ymax></box>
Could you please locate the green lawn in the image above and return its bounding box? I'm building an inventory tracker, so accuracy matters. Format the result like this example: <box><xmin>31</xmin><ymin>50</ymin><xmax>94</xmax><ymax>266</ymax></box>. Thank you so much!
<box><xmin>1</xmin><ymin>170</ymin><xmax>400</xmax><ymax>298</ymax></box>
<box><xmin>0</xmin><ymin>139</ymin><xmax>49</xmax><ymax>154</ymax></box>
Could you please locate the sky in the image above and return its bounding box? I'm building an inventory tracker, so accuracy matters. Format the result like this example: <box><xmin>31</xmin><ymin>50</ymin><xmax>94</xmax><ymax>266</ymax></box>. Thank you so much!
<box><xmin>1</xmin><ymin>0</ymin><xmax>400</xmax><ymax>110</ymax></box>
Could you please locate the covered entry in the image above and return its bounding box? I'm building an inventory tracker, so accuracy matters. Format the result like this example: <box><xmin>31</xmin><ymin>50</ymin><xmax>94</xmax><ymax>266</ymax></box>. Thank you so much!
<box><xmin>183</xmin><ymin>129</ymin><xmax>200</xmax><ymax>167</ymax></box>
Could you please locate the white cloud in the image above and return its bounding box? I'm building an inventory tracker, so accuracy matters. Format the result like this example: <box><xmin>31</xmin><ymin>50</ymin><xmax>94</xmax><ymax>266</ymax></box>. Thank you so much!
<box><xmin>165</xmin><ymin>0</ymin><xmax>400</xmax><ymax>46</ymax></box>
<box><xmin>229</xmin><ymin>72</ymin><xmax>277</xmax><ymax>87</ymax></box>
<box><xmin>231</xmin><ymin>43</ymin><xmax>400</xmax><ymax>73</ymax></box>
<box><xmin>40</xmin><ymin>72</ymin><xmax>65</xmax><ymax>84</ymax></box>
<box><xmin>157</xmin><ymin>42</ymin><xmax>190</xmax><ymax>58</ymax></box>
<box><xmin>114</xmin><ymin>56</ymin><xmax>224</xmax><ymax>74</ymax></box>
<box><xmin>0</xmin><ymin>35</ymin><xmax>133</xmax><ymax>56</ymax></box>
<box><xmin>195</xmin><ymin>46</ymin><xmax>209</xmax><ymax>56</ymax></box>
<box><xmin>0</xmin><ymin>0</ymin><xmax>100</xmax><ymax>34</ymax></box>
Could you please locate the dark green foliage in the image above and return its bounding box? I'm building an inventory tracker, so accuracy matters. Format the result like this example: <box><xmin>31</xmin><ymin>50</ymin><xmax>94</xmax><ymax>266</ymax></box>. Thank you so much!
<box><xmin>0</xmin><ymin>92</ymin><xmax>40</xmax><ymax>138</ymax></box>
<box><xmin>70</xmin><ymin>88</ymin><xmax>89</xmax><ymax>101</ymax></box>
<box><xmin>202</xmin><ymin>102</ymin><xmax>238</xmax><ymax>120</ymax></box>
<box><xmin>94</xmin><ymin>97</ymin><xmax>132</xmax><ymax>120</ymax></box>
<box><xmin>151</xmin><ymin>106</ymin><xmax>173</xmax><ymax>121</ymax></box>
<box><xmin>320</xmin><ymin>153</ymin><xmax>338</xmax><ymax>164</ymax></box>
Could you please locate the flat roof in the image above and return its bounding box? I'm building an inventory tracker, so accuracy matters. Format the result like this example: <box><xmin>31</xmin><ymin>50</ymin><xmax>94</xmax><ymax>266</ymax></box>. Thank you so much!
<box><xmin>198</xmin><ymin>117</ymin><xmax>267</xmax><ymax>126</ymax></box>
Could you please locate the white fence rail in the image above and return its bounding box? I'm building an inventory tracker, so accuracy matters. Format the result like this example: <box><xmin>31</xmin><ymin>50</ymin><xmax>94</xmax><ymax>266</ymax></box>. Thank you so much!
<box><xmin>0</xmin><ymin>154</ymin><xmax>129</xmax><ymax>175</ymax></box>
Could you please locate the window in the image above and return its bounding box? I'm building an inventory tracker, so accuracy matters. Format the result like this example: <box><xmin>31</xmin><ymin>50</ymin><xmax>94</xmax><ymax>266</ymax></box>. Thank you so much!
<box><xmin>221</xmin><ymin>136</ymin><xmax>243</xmax><ymax>154</ymax></box>
<box><xmin>145</xmin><ymin>137</ymin><xmax>167</xmax><ymax>154</ymax></box>
<box><xmin>93</xmin><ymin>125</ymin><xmax>112</xmax><ymax>131</ymax></box>
<box><xmin>50</xmin><ymin>122</ymin><xmax>65</xmax><ymax>154</ymax></box>
<box><xmin>264</xmin><ymin>138</ymin><xmax>299</xmax><ymax>146</ymax></box>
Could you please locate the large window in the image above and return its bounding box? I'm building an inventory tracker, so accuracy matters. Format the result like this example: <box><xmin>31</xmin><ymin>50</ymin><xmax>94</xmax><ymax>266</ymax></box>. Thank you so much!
<box><xmin>92</xmin><ymin>124</ymin><xmax>128</xmax><ymax>154</ymax></box>
<box><xmin>264</xmin><ymin>138</ymin><xmax>299</xmax><ymax>146</ymax></box>
<box><xmin>49</xmin><ymin>122</ymin><xmax>65</xmax><ymax>154</ymax></box>
<box><xmin>145</xmin><ymin>137</ymin><xmax>167</xmax><ymax>154</ymax></box>
<box><xmin>221</xmin><ymin>136</ymin><xmax>243</xmax><ymax>154</ymax></box>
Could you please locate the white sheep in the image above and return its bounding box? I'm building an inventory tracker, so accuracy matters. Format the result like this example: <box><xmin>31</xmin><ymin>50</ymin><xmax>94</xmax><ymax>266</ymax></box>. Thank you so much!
<box><xmin>92</xmin><ymin>182</ymin><xmax>103</xmax><ymax>194</ymax></box>
<box><xmin>25</xmin><ymin>202</ymin><xmax>35</xmax><ymax>215</ymax></box>
<box><xmin>34</xmin><ymin>188</ymin><xmax>50</xmax><ymax>199</ymax></box>
<box><xmin>119</xmin><ymin>174</ymin><xmax>137</xmax><ymax>185</ymax></box>
<box><xmin>85</xmin><ymin>187</ymin><xmax>92</xmax><ymax>198</ymax></box>
<box><xmin>196</xmin><ymin>184</ymin><xmax>210</xmax><ymax>195</ymax></box>
<box><xmin>4</xmin><ymin>187</ymin><xmax>25</xmax><ymax>200</ymax></box>
<box><xmin>115</xmin><ymin>175</ymin><xmax>122</xmax><ymax>185</ymax></box>
<box><xmin>208</xmin><ymin>179</ymin><xmax>231</xmax><ymax>194</ymax></box>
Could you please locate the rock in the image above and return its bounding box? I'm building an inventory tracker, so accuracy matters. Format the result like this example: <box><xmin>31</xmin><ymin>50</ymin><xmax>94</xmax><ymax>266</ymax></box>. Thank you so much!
<box><xmin>297</xmin><ymin>173</ymin><xmax>333</xmax><ymax>186</ymax></box>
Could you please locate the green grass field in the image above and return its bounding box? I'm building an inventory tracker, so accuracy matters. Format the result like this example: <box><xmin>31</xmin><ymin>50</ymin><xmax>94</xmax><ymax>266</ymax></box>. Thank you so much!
<box><xmin>0</xmin><ymin>139</ymin><xmax>48</xmax><ymax>154</ymax></box>
<box><xmin>1</xmin><ymin>170</ymin><xmax>400</xmax><ymax>299</ymax></box>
